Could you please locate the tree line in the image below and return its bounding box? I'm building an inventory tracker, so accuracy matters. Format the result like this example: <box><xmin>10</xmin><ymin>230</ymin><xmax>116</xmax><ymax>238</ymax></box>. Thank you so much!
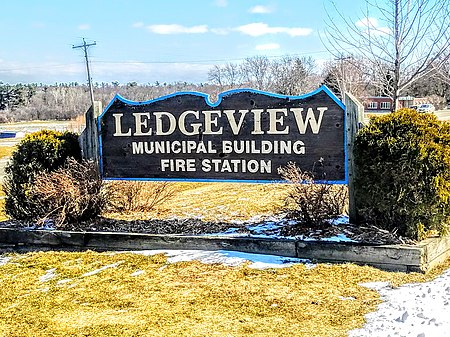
<box><xmin>0</xmin><ymin>53</ymin><xmax>449</xmax><ymax>123</ymax></box>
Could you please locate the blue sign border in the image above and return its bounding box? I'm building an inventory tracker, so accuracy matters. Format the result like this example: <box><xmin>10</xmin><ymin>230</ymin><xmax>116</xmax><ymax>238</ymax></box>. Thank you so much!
<box><xmin>98</xmin><ymin>85</ymin><xmax>348</xmax><ymax>184</ymax></box>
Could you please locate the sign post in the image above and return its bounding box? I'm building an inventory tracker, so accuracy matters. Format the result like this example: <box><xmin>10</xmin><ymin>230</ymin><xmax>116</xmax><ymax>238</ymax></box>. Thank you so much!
<box><xmin>98</xmin><ymin>85</ymin><xmax>347</xmax><ymax>183</ymax></box>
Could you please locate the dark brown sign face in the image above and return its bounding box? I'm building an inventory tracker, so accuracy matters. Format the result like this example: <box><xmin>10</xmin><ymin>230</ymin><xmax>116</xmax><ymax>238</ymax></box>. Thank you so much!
<box><xmin>98</xmin><ymin>86</ymin><xmax>346</xmax><ymax>183</ymax></box>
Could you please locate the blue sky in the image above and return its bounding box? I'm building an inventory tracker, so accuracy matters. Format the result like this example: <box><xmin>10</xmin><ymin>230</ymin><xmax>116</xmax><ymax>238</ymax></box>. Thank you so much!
<box><xmin>0</xmin><ymin>0</ymin><xmax>362</xmax><ymax>85</ymax></box>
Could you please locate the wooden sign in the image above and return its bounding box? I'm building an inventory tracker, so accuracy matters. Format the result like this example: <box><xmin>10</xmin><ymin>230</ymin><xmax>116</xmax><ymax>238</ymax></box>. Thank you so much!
<box><xmin>98</xmin><ymin>85</ymin><xmax>347</xmax><ymax>183</ymax></box>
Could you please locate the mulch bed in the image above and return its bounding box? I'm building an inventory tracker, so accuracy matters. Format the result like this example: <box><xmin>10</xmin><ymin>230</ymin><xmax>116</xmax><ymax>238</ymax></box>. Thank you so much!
<box><xmin>0</xmin><ymin>215</ymin><xmax>415</xmax><ymax>245</ymax></box>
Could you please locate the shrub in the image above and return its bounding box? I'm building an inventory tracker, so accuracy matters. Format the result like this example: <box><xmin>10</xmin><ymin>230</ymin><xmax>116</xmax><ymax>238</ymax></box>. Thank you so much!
<box><xmin>354</xmin><ymin>108</ymin><xmax>450</xmax><ymax>240</ymax></box>
<box><xmin>29</xmin><ymin>159</ymin><xmax>105</xmax><ymax>228</ymax></box>
<box><xmin>105</xmin><ymin>181</ymin><xmax>176</xmax><ymax>212</ymax></box>
<box><xmin>3</xmin><ymin>130</ymin><xmax>81</xmax><ymax>220</ymax></box>
<box><xmin>278</xmin><ymin>162</ymin><xmax>348</xmax><ymax>226</ymax></box>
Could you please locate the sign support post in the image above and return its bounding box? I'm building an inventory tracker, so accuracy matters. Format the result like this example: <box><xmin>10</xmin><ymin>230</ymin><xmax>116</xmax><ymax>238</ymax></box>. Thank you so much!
<box><xmin>345</xmin><ymin>92</ymin><xmax>364</xmax><ymax>224</ymax></box>
<box><xmin>80</xmin><ymin>101</ymin><xmax>102</xmax><ymax>163</ymax></box>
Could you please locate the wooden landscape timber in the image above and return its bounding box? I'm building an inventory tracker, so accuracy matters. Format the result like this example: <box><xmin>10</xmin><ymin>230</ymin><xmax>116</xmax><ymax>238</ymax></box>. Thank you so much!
<box><xmin>1</xmin><ymin>228</ymin><xmax>449</xmax><ymax>273</ymax></box>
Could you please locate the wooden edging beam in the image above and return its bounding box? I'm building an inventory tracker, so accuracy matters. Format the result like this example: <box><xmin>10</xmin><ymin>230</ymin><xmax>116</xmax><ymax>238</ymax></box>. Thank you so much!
<box><xmin>1</xmin><ymin>228</ymin><xmax>449</xmax><ymax>273</ymax></box>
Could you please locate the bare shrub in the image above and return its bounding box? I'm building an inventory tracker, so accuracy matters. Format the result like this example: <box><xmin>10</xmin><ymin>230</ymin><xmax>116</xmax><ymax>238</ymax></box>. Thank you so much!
<box><xmin>278</xmin><ymin>162</ymin><xmax>348</xmax><ymax>226</ymax></box>
<box><xmin>105</xmin><ymin>181</ymin><xmax>176</xmax><ymax>212</ymax></box>
<box><xmin>30</xmin><ymin>158</ymin><xmax>106</xmax><ymax>228</ymax></box>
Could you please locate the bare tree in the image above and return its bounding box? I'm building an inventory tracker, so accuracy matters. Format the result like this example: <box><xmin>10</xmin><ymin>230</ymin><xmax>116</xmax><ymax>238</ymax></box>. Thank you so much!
<box><xmin>207</xmin><ymin>65</ymin><xmax>224</xmax><ymax>87</ymax></box>
<box><xmin>324</xmin><ymin>0</ymin><xmax>450</xmax><ymax>110</ymax></box>
<box><xmin>207</xmin><ymin>55</ymin><xmax>322</xmax><ymax>94</ymax></box>
<box><xmin>240</xmin><ymin>55</ymin><xmax>272</xmax><ymax>90</ymax></box>
<box><xmin>222</xmin><ymin>63</ymin><xmax>241</xmax><ymax>87</ymax></box>
<box><xmin>322</xmin><ymin>57</ymin><xmax>370</xmax><ymax>99</ymax></box>
<box><xmin>271</xmin><ymin>56</ymin><xmax>318</xmax><ymax>95</ymax></box>
<box><xmin>207</xmin><ymin>63</ymin><xmax>242</xmax><ymax>89</ymax></box>
<box><xmin>436</xmin><ymin>56</ymin><xmax>450</xmax><ymax>89</ymax></box>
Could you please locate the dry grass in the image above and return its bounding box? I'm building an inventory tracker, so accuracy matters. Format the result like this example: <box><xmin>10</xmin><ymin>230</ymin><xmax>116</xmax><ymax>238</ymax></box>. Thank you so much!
<box><xmin>104</xmin><ymin>182</ymin><xmax>290</xmax><ymax>222</ymax></box>
<box><xmin>0</xmin><ymin>143</ymin><xmax>9</xmax><ymax>220</ymax></box>
<box><xmin>1</xmin><ymin>175</ymin><xmax>450</xmax><ymax>335</ymax></box>
<box><xmin>0</xmin><ymin>250</ymin><xmax>447</xmax><ymax>337</ymax></box>
<box><xmin>0</xmin><ymin>145</ymin><xmax>14</xmax><ymax>159</ymax></box>
<box><xmin>0</xmin><ymin>199</ymin><xmax>5</xmax><ymax>221</ymax></box>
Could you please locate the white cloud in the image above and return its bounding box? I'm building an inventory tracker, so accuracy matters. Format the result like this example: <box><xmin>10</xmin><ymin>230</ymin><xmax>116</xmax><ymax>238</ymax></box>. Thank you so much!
<box><xmin>78</xmin><ymin>23</ymin><xmax>91</xmax><ymax>30</ymax></box>
<box><xmin>356</xmin><ymin>17</ymin><xmax>379</xmax><ymax>28</ymax></box>
<box><xmin>214</xmin><ymin>0</ymin><xmax>228</xmax><ymax>7</ymax></box>
<box><xmin>132</xmin><ymin>22</ymin><xmax>145</xmax><ymax>28</ymax></box>
<box><xmin>0</xmin><ymin>60</ymin><xmax>211</xmax><ymax>85</ymax></box>
<box><xmin>356</xmin><ymin>17</ymin><xmax>390</xmax><ymax>35</ymax></box>
<box><xmin>92</xmin><ymin>62</ymin><xmax>211</xmax><ymax>83</ymax></box>
<box><xmin>249</xmin><ymin>5</ymin><xmax>272</xmax><ymax>14</ymax></box>
<box><xmin>210</xmin><ymin>28</ymin><xmax>230</xmax><ymax>35</ymax></box>
<box><xmin>255</xmin><ymin>43</ymin><xmax>280</xmax><ymax>51</ymax></box>
<box><xmin>147</xmin><ymin>24</ymin><xmax>208</xmax><ymax>34</ymax></box>
<box><xmin>236</xmin><ymin>23</ymin><xmax>312</xmax><ymax>37</ymax></box>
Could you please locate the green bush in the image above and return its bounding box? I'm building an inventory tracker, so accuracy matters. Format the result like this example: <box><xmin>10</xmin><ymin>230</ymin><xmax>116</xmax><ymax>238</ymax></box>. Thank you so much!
<box><xmin>354</xmin><ymin>108</ymin><xmax>450</xmax><ymax>240</ymax></box>
<box><xmin>3</xmin><ymin>130</ymin><xmax>81</xmax><ymax>220</ymax></box>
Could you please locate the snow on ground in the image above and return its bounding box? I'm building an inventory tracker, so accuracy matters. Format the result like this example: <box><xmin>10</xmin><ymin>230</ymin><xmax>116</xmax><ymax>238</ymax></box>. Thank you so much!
<box><xmin>1</xmin><ymin>249</ymin><xmax>450</xmax><ymax>335</ymax></box>
<box><xmin>205</xmin><ymin>214</ymin><xmax>357</xmax><ymax>242</ymax></box>
<box><xmin>39</xmin><ymin>268</ymin><xmax>57</xmax><ymax>283</ymax></box>
<box><xmin>132</xmin><ymin>249</ymin><xmax>450</xmax><ymax>336</ymax></box>
<box><xmin>0</xmin><ymin>213</ymin><xmax>447</xmax><ymax>335</ymax></box>
<box><xmin>0</xmin><ymin>256</ymin><xmax>10</xmax><ymax>266</ymax></box>
<box><xmin>81</xmin><ymin>261</ymin><xmax>124</xmax><ymax>277</ymax></box>
<box><xmin>129</xmin><ymin>249</ymin><xmax>312</xmax><ymax>269</ymax></box>
<box><xmin>349</xmin><ymin>267</ymin><xmax>450</xmax><ymax>337</ymax></box>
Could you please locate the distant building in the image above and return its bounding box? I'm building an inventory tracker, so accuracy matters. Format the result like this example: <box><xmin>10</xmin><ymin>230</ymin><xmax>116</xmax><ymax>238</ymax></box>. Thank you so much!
<box><xmin>364</xmin><ymin>96</ymin><xmax>419</xmax><ymax>113</ymax></box>
<box><xmin>398</xmin><ymin>96</ymin><xmax>415</xmax><ymax>108</ymax></box>
<box><xmin>363</xmin><ymin>97</ymin><xmax>393</xmax><ymax>113</ymax></box>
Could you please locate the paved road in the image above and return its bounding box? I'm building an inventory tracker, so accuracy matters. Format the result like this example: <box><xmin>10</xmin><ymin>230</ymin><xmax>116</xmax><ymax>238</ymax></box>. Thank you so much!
<box><xmin>364</xmin><ymin>109</ymin><xmax>450</xmax><ymax>124</ymax></box>
<box><xmin>0</xmin><ymin>121</ymin><xmax>71</xmax><ymax>132</ymax></box>
<box><xmin>0</xmin><ymin>120</ymin><xmax>73</xmax><ymax>181</ymax></box>
<box><xmin>434</xmin><ymin>109</ymin><xmax>450</xmax><ymax>121</ymax></box>
<box><xmin>0</xmin><ymin>158</ymin><xmax>8</xmax><ymax>181</ymax></box>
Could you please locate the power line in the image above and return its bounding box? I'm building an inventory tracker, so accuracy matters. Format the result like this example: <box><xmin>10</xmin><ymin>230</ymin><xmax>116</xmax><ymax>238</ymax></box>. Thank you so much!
<box><xmin>90</xmin><ymin>50</ymin><xmax>333</xmax><ymax>65</ymax></box>
<box><xmin>0</xmin><ymin>49</ymin><xmax>341</xmax><ymax>74</ymax></box>
<box><xmin>73</xmin><ymin>38</ymin><xmax>96</xmax><ymax>107</ymax></box>
<box><xmin>0</xmin><ymin>62</ymin><xmax>83</xmax><ymax>73</ymax></box>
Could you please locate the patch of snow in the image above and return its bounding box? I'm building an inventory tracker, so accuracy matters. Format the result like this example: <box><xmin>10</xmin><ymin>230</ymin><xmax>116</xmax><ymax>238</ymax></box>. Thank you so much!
<box><xmin>21</xmin><ymin>219</ymin><xmax>56</xmax><ymax>231</ymax></box>
<box><xmin>39</xmin><ymin>268</ymin><xmax>57</xmax><ymax>282</ymax></box>
<box><xmin>247</xmin><ymin>222</ymin><xmax>280</xmax><ymax>233</ymax></box>
<box><xmin>40</xmin><ymin>219</ymin><xmax>55</xmax><ymax>230</ymax></box>
<box><xmin>130</xmin><ymin>270</ymin><xmax>145</xmax><ymax>277</ymax></box>
<box><xmin>329</xmin><ymin>215</ymin><xmax>349</xmax><ymax>225</ymax></box>
<box><xmin>57</xmin><ymin>279</ymin><xmax>72</xmax><ymax>285</ymax></box>
<box><xmin>0</xmin><ymin>257</ymin><xmax>11</xmax><ymax>266</ymax></box>
<box><xmin>207</xmin><ymin>214</ymin><xmax>354</xmax><ymax>243</ymax></box>
<box><xmin>283</xmin><ymin>234</ymin><xmax>356</xmax><ymax>242</ymax></box>
<box><xmin>359</xmin><ymin>281</ymin><xmax>391</xmax><ymax>291</ymax></box>
<box><xmin>349</xmin><ymin>268</ymin><xmax>450</xmax><ymax>337</ymax></box>
<box><xmin>131</xmin><ymin>250</ymin><xmax>312</xmax><ymax>269</ymax></box>
<box><xmin>206</xmin><ymin>227</ymin><xmax>241</xmax><ymax>236</ymax></box>
<box><xmin>81</xmin><ymin>261</ymin><xmax>123</xmax><ymax>277</ymax></box>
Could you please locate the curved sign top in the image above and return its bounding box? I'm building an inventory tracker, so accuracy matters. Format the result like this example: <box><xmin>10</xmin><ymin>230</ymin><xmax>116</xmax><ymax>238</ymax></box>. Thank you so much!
<box><xmin>98</xmin><ymin>85</ymin><xmax>347</xmax><ymax>183</ymax></box>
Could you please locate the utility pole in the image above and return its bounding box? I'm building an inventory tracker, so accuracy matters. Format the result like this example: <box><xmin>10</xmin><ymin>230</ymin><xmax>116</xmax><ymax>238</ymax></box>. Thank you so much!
<box><xmin>73</xmin><ymin>38</ymin><xmax>96</xmax><ymax>107</ymax></box>
<box><xmin>336</xmin><ymin>55</ymin><xmax>351</xmax><ymax>100</ymax></box>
